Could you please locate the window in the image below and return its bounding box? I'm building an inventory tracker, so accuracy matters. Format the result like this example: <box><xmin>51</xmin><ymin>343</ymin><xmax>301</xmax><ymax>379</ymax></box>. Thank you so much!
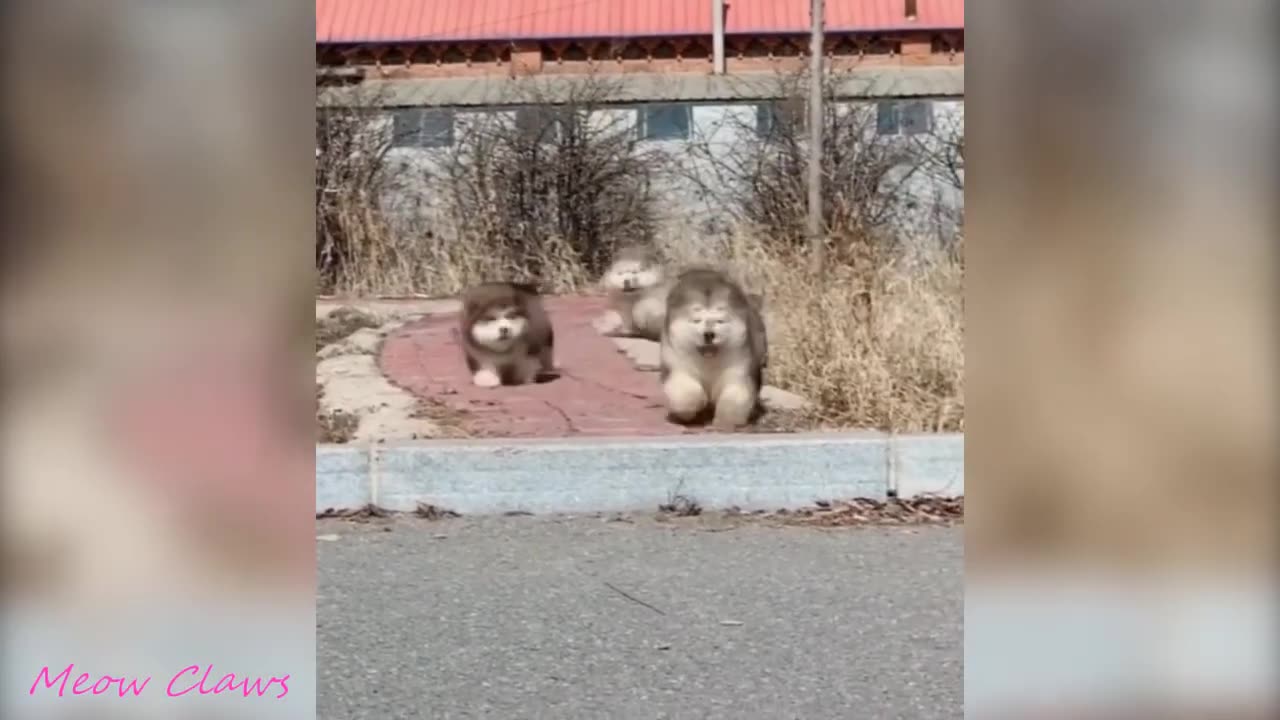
<box><xmin>900</xmin><ymin>101</ymin><xmax>933</xmax><ymax>135</ymax></box>
<box><xmin>755</xmin><ymin>103</ymin><xmax>776</xmax><ymax>136</ymax></box>
<box><xmin>875</xmin><ymin>100</ymin><xmax>933</xmax><ymax>137</ymax></box>
<box><xmin>875</xmin><ymin>102</ymin><xmax>897</xmax><ymax>135</ymax></box>
<box><xmin>754</xmin><ymin>100</ymin><xmax>803</xmax><ymax>139</ymax></box>
<box><xmin>637</xmin><ymin>104</ymin><xmax>691</xmax><ymax>141</ymax></box>
<box><xmin>514</xmin><ymin>106</ymin><xmax>569</xmax><ymax>144</ymax></box>
<box><xmin>390</xmin><ymin>108</ymin><xmax>455</xmax><ymax>148</ymax></box>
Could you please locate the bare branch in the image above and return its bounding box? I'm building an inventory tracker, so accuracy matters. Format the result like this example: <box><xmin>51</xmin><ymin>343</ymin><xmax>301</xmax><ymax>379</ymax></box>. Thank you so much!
<box><xmin>678</xmin><ymin>63</ymin><xmax>936</xmax><ymax>258</ymax></box>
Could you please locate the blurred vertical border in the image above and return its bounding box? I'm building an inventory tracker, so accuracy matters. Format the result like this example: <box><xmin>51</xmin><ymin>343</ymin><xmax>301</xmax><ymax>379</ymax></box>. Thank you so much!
<box><xmin>967</xmin><ymin>1</ymin><xmax>1278</xmax><ymax>717</ymax></box>
<box><xmin>1</xmin><ymin>2</ymin><xmax>315</xmax><ymax>719</ymax></box>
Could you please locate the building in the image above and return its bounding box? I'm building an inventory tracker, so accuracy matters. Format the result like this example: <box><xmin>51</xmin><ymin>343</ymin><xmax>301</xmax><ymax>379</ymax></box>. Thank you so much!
<box><xmin>316</xmin><ymin>1</ymin><xmax>964</xmax><ymax>242</ymax></box>
<box><xmin>317</xmin><ymin>0</ymin><xmax>963</xmax><ymax>78</ymax></box>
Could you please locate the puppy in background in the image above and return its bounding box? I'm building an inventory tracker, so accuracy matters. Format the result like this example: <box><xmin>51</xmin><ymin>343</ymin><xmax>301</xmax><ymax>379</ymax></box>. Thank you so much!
<box><xmin>599</xmin><ymin>245</ymin><xmax>672</xmax><ymax>341</ymax></box>
<box><xmin>659</xmin><ymin>268</ymin><xmax>768</xmax><ymax>429</ymax></box>
<box><xmin>459</xmin><ymin>281</ymin><xmax>554</xmax><ymax>387</ymax></box>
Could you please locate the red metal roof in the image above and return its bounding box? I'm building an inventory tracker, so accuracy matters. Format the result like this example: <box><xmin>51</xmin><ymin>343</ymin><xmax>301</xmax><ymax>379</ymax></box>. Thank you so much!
<box><xmin>316</xmin><ymin>1</ymin><xmax>964</xmax><ymax>44</ymax></box>
<box><xmin>733</xmin><ymin>0</ymin><xmax>964</xmax><ymax>33</ymax></box>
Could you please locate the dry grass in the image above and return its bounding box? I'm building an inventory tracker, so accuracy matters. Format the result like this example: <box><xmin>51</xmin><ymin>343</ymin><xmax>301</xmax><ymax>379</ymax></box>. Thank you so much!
<box><xmin>317</xmin><ymin>75</ymin><xmax>657</xmax><ymax>297</ymax></box>
<box><xmin>320</xmin><ymin>223</ymin><xmax>963</xmax><ymax>433</ymax></box>
<box><xmin>321</xmin><ymin>203</ymin><xmax>594</xmax><ymax>297</ymax></box>
<box><xmin>316</xmin><ymin>66</ymin><xmax>962</xmax><ymax>433</ymax></box>
<box><xmin>316</xmin><ymin>106</ymin><xmax>962</xmax><ymax>433</ymax></box>
<box><xmin>761</xmin><ymin>240</ymin><xmax>962</xmax><ymax>433</ymax></box>
<box><xmin>661</xmin><ymin>228</ymin><xmax>964</xmax><ymax>433</ymax></box>
<box><xmin>315</xmin><ymin>306</ymin><xmax>381</xmax><ymax>351</ymax></box>
<box><xmin>410</xmin><ymin>398</ymin><xmax>474</xmax><ymax>439</ymax></box>
<box><xmin>315</xmin><ymin>382</ymin><xmax>360</xmax><ymax>443</ymax></box>
<box><xmin>780</xmin><ymin>496</ymin><xmax>964</xmax><ymax>526</ymax></box>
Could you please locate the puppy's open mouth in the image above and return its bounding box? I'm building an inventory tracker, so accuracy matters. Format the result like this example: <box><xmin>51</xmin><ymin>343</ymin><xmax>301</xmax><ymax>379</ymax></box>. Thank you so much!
<box><xmin>697</xmin><ymin>345</ymin><xmax>719</xmax><ymax>357</ymax></box>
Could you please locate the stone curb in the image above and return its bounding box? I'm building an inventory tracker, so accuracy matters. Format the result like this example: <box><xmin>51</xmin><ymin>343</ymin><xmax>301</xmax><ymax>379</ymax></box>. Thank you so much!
<box><xmin>316</xmin><ymin>432</ymin><xmax>963</xmax><ymax>515</ymax></box>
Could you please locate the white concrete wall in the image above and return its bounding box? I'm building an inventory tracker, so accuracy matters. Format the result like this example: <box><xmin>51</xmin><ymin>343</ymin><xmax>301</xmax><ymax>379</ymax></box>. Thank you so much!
<box><xmin>354</xmin><ymin>99</ymin><xmax>964</xmax><ymax>245</ymax></box>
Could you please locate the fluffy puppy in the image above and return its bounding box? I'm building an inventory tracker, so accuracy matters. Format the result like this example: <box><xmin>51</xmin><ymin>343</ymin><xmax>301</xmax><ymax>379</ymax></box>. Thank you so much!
<box><xmin>599</xmin><ymin>245</ymin><xmax>672</xmax><ymax>341</ymax></box>
<box><xmin>659</xmin><ymin>268</ymin><xmax>768</xmax><ymax>429</ymax></box>
<box><xmin>459</xmin><ymin>281</ymin><xmax>554</xmax><ymax>387</ymax></box>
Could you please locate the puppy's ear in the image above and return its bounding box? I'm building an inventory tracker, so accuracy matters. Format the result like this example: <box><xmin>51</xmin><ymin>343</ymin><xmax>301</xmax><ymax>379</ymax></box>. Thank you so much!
<box><xmin>746</xmin><ymin>292</ymin><xmax>765</xmax><ymax>311</ymax></box>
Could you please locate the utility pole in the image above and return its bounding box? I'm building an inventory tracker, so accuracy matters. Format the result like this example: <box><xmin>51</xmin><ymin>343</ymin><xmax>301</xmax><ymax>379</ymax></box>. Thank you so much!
<box><xmin>806</xmin><ymin>0</ymin><xmax>825</xmax><ymax>273</ymax></box>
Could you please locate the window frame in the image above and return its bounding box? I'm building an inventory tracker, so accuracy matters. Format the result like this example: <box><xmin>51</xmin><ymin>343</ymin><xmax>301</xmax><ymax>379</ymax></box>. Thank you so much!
<box><xmin>754</xmin><ymin>99</ymin><xmax>805</xmax><ymax>140</ymax></box>
<box><xmin>514</xmin><ymin>105</ymin><xmax>572</xmax><ymax>145</ymax></box>
<box><xmin>637</xmin><ymin>103</ymin><xmax>692</xmax><ymax>142</ymax></box>
<box><xmin>390</xmin><ymin>107</ymin><xmax>456</xmax><ymax>149</ymax></box>
<box><xmin>875</xmin><ymin>100</ymin><xmax>934</xmax><ymax>137</ymax></box>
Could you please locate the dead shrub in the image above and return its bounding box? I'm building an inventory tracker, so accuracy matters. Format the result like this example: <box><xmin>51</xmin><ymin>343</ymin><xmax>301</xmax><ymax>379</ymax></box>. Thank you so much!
<box><xmin>667</xmin><ymin>65</ymin><xmax>963</xmax><ymax>432</ymax></box>
<box><xmin>315</xmin><ymin>383</ymin><xmax>360</xmax><ymax>443</ymax></box>
<box><xmin>681</xmin><ymin>67</ymin><xmax>929</xmax><ymax>248</ymax></box>
<box><xmin>315</xmin><ymin>306</ymin><xmax>380</xmax><ymax>352</ymax></box>
<box><xmin>432</xmin><ymin>75</ymin><xmax>666</xmax><ymax>282</ymax></box>
<box><xmin>315</xmin><ymin>84</ymin><xmax>398</xmax><ymax>294</ymax></box>
<box><xmin>719</xmin><ymin>229</ymin><xmax>964</xmax><ymax>432</ymax></box>
<box><xmin>314</xmin><ymin>67</ymin><xmax>964</xmax><ymax>433</ymax></box>
<box><xmin>315</xmin><ymin>73</ymin><xmax>665</xmax><ymax>296</ymax></box>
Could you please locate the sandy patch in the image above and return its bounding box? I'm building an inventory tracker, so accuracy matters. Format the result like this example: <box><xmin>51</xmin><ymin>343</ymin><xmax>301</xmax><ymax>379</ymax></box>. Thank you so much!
<box><xmin>316</xmin><ymin>301</ymin><xmax>459</xmax><ymax>442</ymax></box>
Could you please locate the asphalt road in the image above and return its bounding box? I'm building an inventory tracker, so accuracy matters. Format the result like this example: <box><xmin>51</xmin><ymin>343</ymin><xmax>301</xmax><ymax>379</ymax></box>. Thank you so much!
<box><xmin>318</xmin><ymin>515</ymin><xmax>963</xmax><ymax>720</ymax></box>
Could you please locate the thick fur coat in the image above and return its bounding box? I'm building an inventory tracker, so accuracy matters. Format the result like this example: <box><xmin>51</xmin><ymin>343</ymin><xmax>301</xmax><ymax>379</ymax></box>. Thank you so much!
<box><xmin>658</xmin><ymin>268</ymin><xmax>767</xmax><ymax>429</ymax></box>
<box><xmin>459</xmin><ymin>282</ymin><xmax>555</xmax><ymax>387</ymax></box>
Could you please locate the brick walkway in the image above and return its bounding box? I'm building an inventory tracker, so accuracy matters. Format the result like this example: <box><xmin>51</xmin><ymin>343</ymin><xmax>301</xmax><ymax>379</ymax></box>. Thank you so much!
<box><xmin>380</xmin><ymin>296</ymin><xmax>688</xmax><ymax>438</ymax></box>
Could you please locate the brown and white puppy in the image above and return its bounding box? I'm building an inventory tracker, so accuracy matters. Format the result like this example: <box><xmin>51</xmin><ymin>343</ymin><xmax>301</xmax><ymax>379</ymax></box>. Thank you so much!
<box><xmin>659</xmin><ymin>268</ymin><xmax>768</xmax><ymax>429</ymax></box>
<box><xmin>459</xmin><ymin>281</ymin><xmax>554</xmax><ymax>387</ymax></box>
<box><xmin>599</xmin><ymin>245</ymin><xmax>672</xmax><ymax>341</ymax></box>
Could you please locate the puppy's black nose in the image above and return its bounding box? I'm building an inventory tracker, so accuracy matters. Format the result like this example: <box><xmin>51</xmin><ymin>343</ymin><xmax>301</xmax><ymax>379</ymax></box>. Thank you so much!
<box><xmin>623</xmin><ymin>278</ymin><xmax>635</xmax><ymax>290</ymax></box>
<box><xmin>702</xmin><ymin>330</ymin><xmax>716</xmax><ymax>344</ymax></box>
<box><xmin>498</xmin><ymin>327</ymin><xmax>511</xmax><ymax>339</ymax></box>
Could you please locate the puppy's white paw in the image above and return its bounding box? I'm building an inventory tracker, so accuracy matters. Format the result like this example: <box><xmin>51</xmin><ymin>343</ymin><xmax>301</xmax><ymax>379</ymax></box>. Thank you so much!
<box><xmin>712</xmin><ymin>382</ymin><xmax>756</xmax><ymax>429</ymax></box>
<box><xmin>472</xmin><ymin>369</ymin><xmax>501</xmax><ymax>388</ymax></box>
<box><xmin>595</xmin><ymin>311</ymin><xmax>626</xmax><ymax>336</ymax></box>
<box><xmin>663</xmin><ymin>372</ymin><xmax>707</xmax><ymax>422</ymax></box>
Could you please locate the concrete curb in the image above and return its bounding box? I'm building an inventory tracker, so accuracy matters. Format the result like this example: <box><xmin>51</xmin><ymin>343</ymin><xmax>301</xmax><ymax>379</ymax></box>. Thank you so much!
<box><xmin>317</xmin><ymin>432</ymin><xmax>963</xmax><ymax>515</ymax></box>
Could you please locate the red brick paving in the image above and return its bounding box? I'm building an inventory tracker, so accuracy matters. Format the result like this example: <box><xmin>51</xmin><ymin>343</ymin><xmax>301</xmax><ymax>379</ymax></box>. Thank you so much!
<box><xmin>380</xmin><ymin>295</ymin><xmax>687</xmax><ymax>438</ymax></box>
